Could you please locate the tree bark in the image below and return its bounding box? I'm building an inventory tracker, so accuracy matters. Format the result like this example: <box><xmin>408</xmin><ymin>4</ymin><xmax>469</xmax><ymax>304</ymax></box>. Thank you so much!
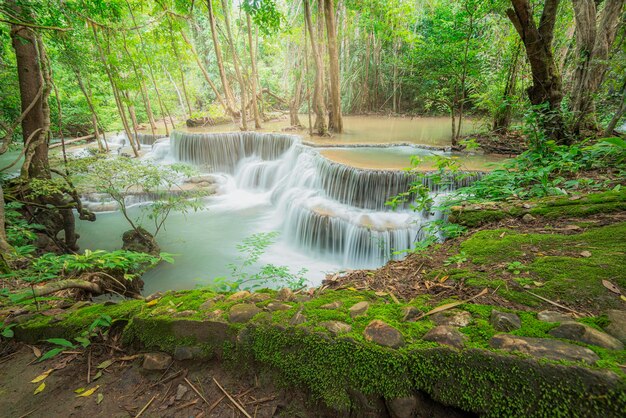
<box><xmin>304</xmin><ymin>0</ymin><xmax>328</xmax><ymax>135</ymax></box>
<box><xmin>323</xmin><ymin>0</ymin><xmax>343</xmax><ymax>133</ymax></box>
<box><xmin>604</xmin><ymin>76</ymin><xmax>626</xmax><ymax>136</ymax></box>
<box><xmin>494</xmin><ymin>41</ymin><xmax>522</xmax><ymax>132</ymax></box>
<box><xmin>246</xmin><ymin>14</ymin><xmax>262</xmax><ymax>129</ymax></box>
<box><xmin>570</xmin><ymin>0</ymin><xmax>626</xmax><ymax>132</ymax></box>
<box><xmin>507</xmin><ymin>0</ymin><xmax>570</xmax><ymax>144</ymax></box>
<box><xmin>207</xmin><ymin>0</ymin><xmax>238</xmax><ymax>116</ymax></box>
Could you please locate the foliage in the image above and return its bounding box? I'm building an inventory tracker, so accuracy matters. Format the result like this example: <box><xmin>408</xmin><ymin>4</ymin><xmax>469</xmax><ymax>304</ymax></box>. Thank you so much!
<box><xmin>39</xmin><ymin>314</ymin><xmax>112</xmax><ymax>362</ymax></box>
<box><xmin>213</xmin><ymin>232</ymin><xmax>308</xmax><ymax>292</ymax></box>
<box><xmin>3</xmin><ymin>202</ymin><xmax>44</xmax><ymax>256</ymax></box>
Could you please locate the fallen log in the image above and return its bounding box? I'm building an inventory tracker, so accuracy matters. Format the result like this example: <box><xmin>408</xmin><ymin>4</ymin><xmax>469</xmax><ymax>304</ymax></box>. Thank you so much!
<box><xmin>49</xmin><ymin>134</ymin><xmax>95</xmax><ymax>149</ymax></box>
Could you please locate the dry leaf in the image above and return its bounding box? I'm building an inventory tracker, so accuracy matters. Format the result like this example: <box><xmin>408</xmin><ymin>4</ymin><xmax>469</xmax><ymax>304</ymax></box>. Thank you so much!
<box><xmin>31</xmin><ymin>346</ymin><xmax>42</xmax><ymax>358</ymax></box>
<box><xmin>92</xmin><ymin>371</ymin><xmax>103</xmax><ymax>381</ymax></box>
<box><xmin>374</xmin><ymin>291</ymin><xmax>387</xmax><ymax>297</ymax></box>
<box><xmin>418</xmin><ymin>288</ymin><xmax>488</xmax><ymax>320</ymax></box>
<box><xmin>580</xmin><ymin>251</ymin><xmax>592</xmax><ymax>258</ymax></box>
<box><xmin>96</xmin><ymin>393</ymin><xmax>104</xmax><ymax>405</ymax></box>
<box><xmin>389</xmin><ymin>293</ymin><xmax>400</xmax><ymax>304</ymax></box>
<box><xmin>499</xmin><ymin>232</ymin><xmax>506</xmax><ymax>238</ymax></box>
<box><xmin>76</xmin><ymin>385</ymin><xmax>100</xmax><ymax>397</ymax></box>
<box><xmin>31</xmin><ymin>369</ymin><xmax>53</xmax><ymax>383</ymax></box>
<box><xmin>533</xmin><ymin>281</ymin><xmax>545</xmax><ymax>287</ymax></box>
<box><xmin>439</xmin><ymin>275</ymin><xmax>449</xmax><ymax>283</ymax></box>
<box><xmin>34</xmin><ymin>383</ymin><xmax>45</xmax><ymax>395</ymax></box>
<box><xmin>146</xmin><ymin>299</ymin><xmax>159</xmax><ymax>307</ymax></box>
<box><xmin>97</xmin><ymin>360</ymin><xmax>114</xmax><ymax>370</ymax></box>
<box><xmin>602</xmin><ymin>280</ymin><xmax>622</xmax><ymax>295</ymax></box>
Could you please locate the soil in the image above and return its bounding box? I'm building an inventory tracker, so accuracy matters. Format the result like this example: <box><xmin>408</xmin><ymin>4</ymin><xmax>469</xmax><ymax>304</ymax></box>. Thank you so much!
<box><xmin>0</xmin><ymin>342</ymin><xmax>318</xmax><ymax>418</ymax></box>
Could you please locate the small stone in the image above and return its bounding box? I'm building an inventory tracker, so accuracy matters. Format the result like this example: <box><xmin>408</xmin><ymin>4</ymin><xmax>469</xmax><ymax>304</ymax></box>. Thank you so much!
<box><xmin>228</xmin><ymin>304</ymin><xmax>262</xmax><ymax>323</ymax></box>
<box><xmin>227</xmin><ymin>291</ymin><xmax>250</xmax><ymax>301</ymax></box>
<box><xmin>276</xmin><ymin>288</ymin><xmax>295</xmax><ymax>302</ymax></box>
<box><xmin>490</xmin><ymin>310</ymin><xmax>521</xmax><ymax>332</ymax></box>
<box><xmin>349</xmin><ymin>301</ymin><xmax>370</xmax><ymax>318</ymax></box>
<box><xmin>522</xmin><ymin>203</ymin><xmax>534</xmax><ymax>209</ymax></box>
<box><xmin>537</xmin><ymin>310</ymin><xmax>573</xmax><ymax>323</ymax></box>
<box><xmin>206</xmin><ymin>309</ymin><xmax>224</xmax><ymax>320</ymax></box>
<box><xmin>423</xmin><ymin>325</ymin><xmax>467</xmax><ymax>349</ymax></box>
<box><xmin>173</xmin><ymin>310</ymin><xmax>194</xmax><ymax>318</ymax></box>
<box><xmin>248</xmin><ymin>293</ymin><xmax>271</xmax><ymax>303</ymax></box>
<box><xmin>563</xmin><ymin>224</ymin><xmax>581</xmax><ymax>231</ymax></box>
<box><xmin>549</xmin><ymin>322</ymin><xmax>624</xmax><ymax>350</ymax></box>
<box><xmin>364</xmin><ymin>320</ymin><xmax>404</xmax><ymax>349</ymax></box>
<box><xmin>175</xmin><ymin>384</ymin><xmax>188</xmax><ymax>401</ymax></box>
<box><xmin>522</xmin><ymin>213</ymin><xmax>536</xmax><ymax>223</ymax></box>
<box><xmin>142</xmin><ymin>352</ymin><xmax>172</xmax><ymax>370</ymax></box>
<box><xmin>295</xmin><ymin>294</ymin><xmax>311</xmax><ymax>302</ymax></box>
<box><xmin>289</xmin><ymin>311</ymin><xmax>307</xmax><ymax>326</ymax></box>
<box><xmin>199</xmin><ymin>300</ymin><xmax>215</xmax><ymax>311</ymax></box>
<box><xmin>605</xmin><ymin>310</ymin><xmax>626</xmax><ymax>343</ymax></box>
<box><xmin>490</xmin><ymin>334</ymin><xmax>599</xmax><ymax>364</ymax></box>
<box><xmin>320</xmin><ymin>320</ymin><xmax>352</xmax><ymax>336</ymax></box>
<box><xmin>402</xmin><ymin>306</ymin><xmax>421</xmax><ymax>322</ymax></box>
<box><xmin>386</xmin><ymin>396</ymin><xmax>418</xmax><ymax>418</ymax></box>
<box><xmin>266</xmin><ymin>302</ymin><xmax>293</xmax><ymax>312</ymax></box>
<box><xmin>580</xmin><ymin>250</ymin><xmax>592</xmax><ymax>257</ymax></box>
<box><xmin>431</xmin><ymin>310</ymin><xmax>472</xmax><ymax>327</ymax></box>
<box><xmin>173</xmin><ymin>347</ymin><xmax>194</xmax><ymax>361</ymax></box>
<box><xmin>320</xmin><ymin>300</ymin><xmax>342</xmax><ymax>310</ymax></box>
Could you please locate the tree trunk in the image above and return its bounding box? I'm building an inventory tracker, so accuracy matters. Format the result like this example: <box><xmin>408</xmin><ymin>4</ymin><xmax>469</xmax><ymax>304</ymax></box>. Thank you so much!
<box><xmin>604</xmin><ymin>76</ymin><xmax>626</xmax><ymax>136</ymax></box>
<box><xmin>507</xmin><ymin>0</ymin><xmax>570</xmax><ymax>144</ymax></box>
<box><xmin>0</xmin><ymin>184</ymin><xmax>13</xmax><ymax>257</ymax></box>
<box><xmin>494</xmin><ymin>41</ymin><xmax>521</xmax><ymax>132</ymax></box>
<box><xmin>304</xmin><ymin>0</ymin><xmax>328</xmax><ymax>135</ymax></box>
<box><xmin>323</xmin><ymin>0</ymin><xmax>343</xmax><ymax>133</ymax></box>
<box><xmin>570</xmin><ymin>0</ymin><xmax>626</xmax><ymax>133</ymax></box>
<box><xmin>207</xmin><ymin>0</ymin><xmax>238</xmax><ymax>116</ymax></box>
<box><xmin>246</xmin><ymin>14</ymin><xmax>262</xmax><ymax>129</ymax></box>
<box><xmin>220</xmin><ymin>0</ymin><xmax>247</xmax><ymax>130</ymax></box>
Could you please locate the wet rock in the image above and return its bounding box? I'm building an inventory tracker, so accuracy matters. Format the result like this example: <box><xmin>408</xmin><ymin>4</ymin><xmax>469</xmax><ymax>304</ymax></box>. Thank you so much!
<box><xmin>320</xmin><ymin>321</ymin><xmax>352</xmax><ymax>336</ymax></box>
<box><xmin>289</xmin><ymin>311</ymin><xmax>307</xmax><ymax>326</ymax></box>
<box><xmin>605</xmin><ymin>310</ymin><xmax>626</xmax><ymax>343</ymax></box>
<box><xmin>122</xmin><ymin>227</ymin><xmax>160</xmax><ymax>255</ymax></box>
<box><xmin>537</xmin><ymin>310</ymin><xmax>574</xmax><ymax>323</ymax></box>
<box><xmin>522</xmin><ymin>213</ymin><xmax>536</xmax><ymax>223</ymax></box>
<box><xmin>227</xmin><ymin>291</ymin><xmax>250</xmax><ymax>302</ymax></box>
<box><xmin>199</xmin><ymin>299</ymin><xmax>215</xmax><ymax>311</ymax></box>
<box><xmin>266</xmin><ymin>302</ymin><xmax>292</xmax><ymax>312</ymax></box>
<box><xmin>173</xmin><ymin>346</ymin><xmax>195</xmax><ymax>361</ymax></box>
<box><xmin>276</xmin><ymin>288</ymin><xmax>295</xmax><ymax>302</ymax></box>
<box><xmin>490</xmin><ymin>334</ymin><xmax>599</xmax><ymax>364</ymax></box>
<box><xmin>386</xmin><ymin>395</ymin><xmax>417</xmax><ymax>418</ymax></box>
<box><xmin>248</xmin><ymin>293</ymin><xmax>271</xmax><ymax>303</ymax></box>
<box><xmin>175</xmin><ymin>384</ymin><xmax>188</xmax><ymax>401</ymax></box>
<box><xmin>364</xmin><ymin>320</ymin><xmax>404</xmax><ymax>349</ymax></box>
<box><xmin>402</xmin><ymin>306</ymin><xmax>421</xmax><ymax>322</ymax></box>
<box><xmin>142</xmin><ymin>352</ymin><xmax>172</xmax><ymax>370</ymax></box>
<box><xmin>320</xmin><ymin>301</ymin><xmax>342</xmax><ymax>310</ymax></box>
<box><xmin>423</xmin><ymin>325</ymin><xmax>466</xmax><ymax>349</ymax></box>
<box><xmin>431</xmin><ymin>309</ymin><xmax>472</xmax><ymax>327</ymax></box>
<box><xmin>549</xmin><ymin>322</ymin><xmax>624</xmax><ymax>350</ymax></box>
<box><xmin>173</xmin><ymin>310</ymin><xmax>194</xmax><ymax>318</ymax></box>
<box><xmin>490</xmin><ymin>310</ymin><xmax>521</xmax><ymax>331</ymax></box>
<box><xmin>228</xmin><ymin>304</ymin><xmax>262</xmax><ymax>323</ymax></box>
<box><xmin>349</xmin><ymin>301</ymin><xmax>370</xmax><ymax>318</ymax></box>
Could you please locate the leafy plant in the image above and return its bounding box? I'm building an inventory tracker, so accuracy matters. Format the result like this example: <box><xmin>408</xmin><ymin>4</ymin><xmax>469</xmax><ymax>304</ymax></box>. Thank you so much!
<box><xmin>444</xmin><ymin>251</ymin><xmax>468</xmax><ymax>267</ymax></box>
<box><xmin>38</xmin><ymin>314</ymin><xmax>112</xmax><ymax>362</ymax></box>
<box><xmin>507</xmin><ymin>261</ymin><xmax>525</xmax><ymax>275</ymax></box>
<box><xmin>1</xmin><ymin>322</ymin><xmax>16</xmax><ymax>339</ymax></box>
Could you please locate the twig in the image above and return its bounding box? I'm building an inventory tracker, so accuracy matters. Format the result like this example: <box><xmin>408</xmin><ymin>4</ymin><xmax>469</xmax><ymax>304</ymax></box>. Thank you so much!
<box><xmin>87</xmin><ymin>349</ymin><xmax>91</xmax><ymax>384</ymax></box>
<box><xmin>174</xmin><ymin>398</ymin><xmax>198</xmax><ymax>411</ymax></box>
<box><xmin>207</xmin><ymin>395</ymin><xmax>226</xmax><ymax>414</ymax></box>
<box><xmin>184</xmin><ymin>377</ymin><xmax>210</xmax><ymax>405</ymax></box>
<box><xmin>17</xmin><ymin>409</ymin><xmax>38</xmax><ymax>418</ymax></box>
<box><xmin>134</xmin><ymin>395</ymin><xmax>156</xmax><ymax>418</ymax></box>
<box><xmin>212</xmin><ymin>377</ymin><xmax>252</xmax><ymax>418</ymax></box>
<box><xmin>524</xmin><ymin>290</ymin><xmax>582</xmax><ymax>315</ymax></box>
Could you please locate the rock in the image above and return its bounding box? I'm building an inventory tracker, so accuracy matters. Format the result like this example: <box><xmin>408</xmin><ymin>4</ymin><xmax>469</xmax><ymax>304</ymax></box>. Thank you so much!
<box><xmin>386</xmin><ymin>396</ymin><xmax>418</xmax><ymax>418</ymax></box>
<box><xmin>276</xmin><ymin>288</ymin><xmax>295</xmax><ymax>302</ymax></box>
<box><xmin>206</xmin><ymin>309</ymin><xmax>224</xmax><ymax>320</ymax></box>
<box><xmin>402</xmin><ymin>306</ymin><xmax>421</xmax><ymax>322</ymax></box>
<box><xmin>173</xmin><ymin>310</ymin><xmax>194</xmax><ymax>318</ymax></box>
<box><xmin>522</xmin><ymin>213</ymin><xmax>536</xmax><ymax>223</ymax></box>
<box><xmin>580</xmin><ymin>250</ymin><xmax>592</xmax><ymax>257</ymax></box>
<box><xmin>228</xmin><ymin>304</ymin><xmax>262</xmax><ymax>323</ymax></box>
<box><xmin>423</xmin><ymin>325</ymin><xmax>467</xmax><ymax>349</ymax></box>
<box><xmin>248</xmin><ymin>293</ymin><xmax>271</xmax><ymax>303</ymax></box>
<box><xmin>364</xmin><ymin>320</ymin><xmax>404</xmax><ymax>349</ymax></box>
<box><xmin>296</xmin><ymin>294</ymin><xmax>311</xmax><ymax>302</ymax></box>
<box><xmin>490</xmin><ymin>310</ymin><xmax>521</xmax><ymax>331</ymax></box>
<box><xmin>549</xmin><ymin>322</ymin><xmax>624</xmax><ymax>350</ymax></box>
<box><xmin>122</xmin><ymin>227</ymin><xmax>160</xmax><ymax>255</ymax></box>
<box><xmin>199</xmin><ymin>300</ymin><xmax>215</xmax><ymax>311</ymax></box>
<box><xmin>173</xmin><ymin>346</ymin><xmax>195</xmax><ymax>361</ymax></box>
<box><xmin>175</xmin><ymin>384</ymin><xmax>188</xmax><ymax>401</ymax></box>
<box><xmin>142</xmin><ymin>352</ymin><xmax>172</xmax><ymax>370</ymax></box>
<box><xmin>320</xmin><ymin>300</ymin><xmax>342</xmax><ymax>310</ymax></box>
<box><xmin>431</xmin><ymin>309</ymin><xmax>471</xmax><ymax>327</ymax></box>
<box><xmin>145</xmin><ymin>292</ymin><xmax>163</xmax><ymax>302</ymax></box>
<box><xmin>349</xmin><ymin>301</ymin><xmax>370</xmax><ymax>318</ymax></box>
<box><xmin>537</xmin><ymin>310</ymin><xmax>574</xmax><ymax>323</ymax></box>
<box><xmin>266</xmin><ymin>302</ymin><xmax>292</xmax><ymax>312</ymax></box>
<box><xmin>289</xmin><ymin>311</ymin><xmax>307</xmax><ymax>326</ymax></box>
<box><xmin>605</xmin><ymin>310</ymin><xmax>626</xmax><ymax>343</ymax></box>
<box><xmin>320</xmin><ymin>321</ymin><xmax>352</xmax><ymax>336</ymax></box>
<box><xmin>490</xmin><ymin>334</ymin><xmax>599</xmax><ymax>364</ymax></box>
<box><xmin>227</xmin><ymin>291</ymin><xmax>250</xmax><ymax>302</ymax></box>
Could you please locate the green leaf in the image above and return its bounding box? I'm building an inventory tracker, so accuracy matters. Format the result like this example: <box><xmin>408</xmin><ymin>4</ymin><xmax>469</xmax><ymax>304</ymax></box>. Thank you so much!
<box><xmin>38</xmin><ymin>347</ymin><xmax>64</xmax><ymax>362</ymax></box>
<box><xmin>45</xmin><ymin>338</ymin><xmax>76</xmax><ymax>348</ymax></box>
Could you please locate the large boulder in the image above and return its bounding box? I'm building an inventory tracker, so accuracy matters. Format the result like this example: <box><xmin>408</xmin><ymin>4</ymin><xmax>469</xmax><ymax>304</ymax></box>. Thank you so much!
<box><xmin>490</xmin><ymin>310</ymin><xmax>521</xmax><ymax>332</ymax></box>
<box><xmin>490</xmin><ymin>334</ymin><xmax>599</xmax><ymax>364</ymax></box>
<box><xmin>229</xmin><ymin>304</ymin><xmax>262</xmax><ymax>323</ymax></box>
<box><xmin>604</xmin><ymin>310</ymin><xmax>626</xmax><ymax>343</ymax></box>
<box><xmin>549</xmin><ymin>322</ymin><xmax>624</xmax><ymax>350</ymax></box>
<box><xmin>423</xmin><ymin>325</ymin><xmax>467</xmax><ymax>349</ymax></box>
<box><xmin>122</xmin><ymin>227</ymin><xmax>160</xmax><ymax>255</ymax></box>
<box><xmin>364</xmin><ymin>320</ymin><xmax>404</xmax><ymax>349</ymax></box>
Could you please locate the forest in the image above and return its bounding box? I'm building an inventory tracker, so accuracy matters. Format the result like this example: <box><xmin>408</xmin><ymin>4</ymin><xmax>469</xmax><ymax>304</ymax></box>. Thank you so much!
<box><xmin>0</xmin><ymin>1</ymin><xmax>625</xmax><ymax>417</ymax></box>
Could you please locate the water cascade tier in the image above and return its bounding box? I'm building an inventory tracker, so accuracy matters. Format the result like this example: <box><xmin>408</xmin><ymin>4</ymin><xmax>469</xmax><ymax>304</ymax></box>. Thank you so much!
<box><xmin>157</xmin><ymin>131</ymin><xmax>480</xmax><ymax>267</ymax></box>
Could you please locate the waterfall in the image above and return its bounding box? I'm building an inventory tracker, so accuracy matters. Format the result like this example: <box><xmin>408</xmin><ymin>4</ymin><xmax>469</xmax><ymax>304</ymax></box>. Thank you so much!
<box><xmin>135</xmin><ymin>133</ymin><xmax>167</xmax><ymax>145</ymax></box>
<box><xmin>164</xmin><ymin>131</ymin><xmax>478</xmax><ymax>268</ymax></box>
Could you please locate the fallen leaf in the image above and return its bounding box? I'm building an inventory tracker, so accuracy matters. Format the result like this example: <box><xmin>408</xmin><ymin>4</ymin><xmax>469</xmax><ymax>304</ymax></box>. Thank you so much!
<box><xmin>533</xmin><ymin>281</ymin><xmax>545</xmax><ymax>287</ymax></box>
<box><xmin>146</xmin><ymin>299</ymin><xmax>159</xmax><ymax>307</ymax></box>
<box><xmin>347</xmin><ymin>287</ymin><xmax>357</xmax><ymax>291</ymax></box>
<box><xmin>97</xmin><ymin>360</ymin><xmax>114</xmax><ymax>370</ymax></box>
<box><xmin>389</xmin><ymin>293</ymin><xmax>400</xmax><ymax>304</ymax></box>
<box><xmin>96</xmin><ymin>393</ymin><xmax>104</xmax><ymax>405</ymax></box>
<box><xmin>117</xmin><ymin>354</ymin><xmax>141</xmax><ymax>362</ymax></box>
<box><xmin>34</xmin><ymin>382</ymin><xmax>45</xmax><ymax>395</ymax></box>
<box><xmin>374</xmin><ymin>291</ymin><xmax>387</xmax><ymax>297</ymax></box>
<box><xmin>580</xmin><ymin>251</ymin><xmax>592</xmax><ymax>258</ymax></box>
<box><xmin>621</xmin><ymin>295</ymin><xmax>626</xmax><ymax>302</ymax></box>
<box><xmin>76</xmin><ymin>385</ymin><xmax>100</xmax><ymax>397</ymax></box>
<box><xmin>439</xmin><ymin>275</ymin><xmax>449</xmax><ymax>283</ymax></box>
<box><xmin>602</xmin><ymin>280</ymin><xmax>622</xmax><ymax>295</ymax></box>
<box><xmin>92</xmin><ymin>371</ymin><xmax>103</xmax><ymax>381</ymax></box>
<box><xmin>417</xmin><ymin>288</ymin><xmax>489</xmax><ymax>320</ymax></box>
<box><xmin>74</xmin><ymin>388</ymin><xmax>85</xmax><ymax>394</ymax></box>
<box><xmin>30</xmin><ymin>346</ymin><xmax>42</xmax><ymax>358</ymax></box>
<box><xmin>31</xmin><ymin>369</ymin><xmax>53</xmax><ymax>383</ymax></box>
<box><xmin>499</xmin><ymin>232</ymin><xmax>506</xmax><ymax>238</ymax></box>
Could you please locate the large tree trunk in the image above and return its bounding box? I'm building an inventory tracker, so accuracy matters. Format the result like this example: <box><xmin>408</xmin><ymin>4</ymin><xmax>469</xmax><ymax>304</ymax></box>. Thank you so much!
<box><xmin>323</xmin><ymin>0</ymin><xmax>343</xmax><ymax>133</ymax></box>
<box><xmin>246</xmin><ymin>15</ymin><xmax>262</xmax><ymax>129</ymax></box>
<box><xmin>304</xmin><ymin>0</ymin><xmax>328</xmax><ymax>135</ymax></box>
<box><xmin>493</xmin><ymin>41</ymin><xmax>522</xmax><ymax>132</ymax></box>
<box><xmin>507</xmin><ymin>0</ymin><xmax>570</xmax><ymax>144</ymax></box>
<box><xmin>570</xmin><ymin>0</ymin><xmax>626</xmax><ymax>133</ymax></box>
